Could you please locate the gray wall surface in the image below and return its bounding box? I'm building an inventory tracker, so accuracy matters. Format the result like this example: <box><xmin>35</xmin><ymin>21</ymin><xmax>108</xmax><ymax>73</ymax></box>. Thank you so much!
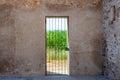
<box><xmin>0</xmin><ymin>0</ymin><xmax>103</xmax><ymax>76</ymax></box>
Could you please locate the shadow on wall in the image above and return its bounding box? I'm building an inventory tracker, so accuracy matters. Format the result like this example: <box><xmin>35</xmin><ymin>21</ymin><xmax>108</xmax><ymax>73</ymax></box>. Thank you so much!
<box><xmin>0</xmin><ymin>4</ymin><xmax>15</xmax><ymax>74</ymax></box>
<box><xmin>92</xmin><ymin>34</ymin><xmax>104</xmax><ymax>74</ymax></box>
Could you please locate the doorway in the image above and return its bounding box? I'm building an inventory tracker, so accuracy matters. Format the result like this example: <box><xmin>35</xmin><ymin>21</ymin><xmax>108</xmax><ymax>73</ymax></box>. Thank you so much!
<box><xmin>45</xmin><ymin>16</ymin><xmax>69</xmax><ymax>75</ymax></box>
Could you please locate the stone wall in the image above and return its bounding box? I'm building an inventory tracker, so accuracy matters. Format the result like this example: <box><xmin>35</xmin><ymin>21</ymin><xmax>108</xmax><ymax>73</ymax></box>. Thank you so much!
<box><xmin>103</xmin><ymin>0</ymin><xmax>120</xmax><ymax>80</ymax></box>
<box><xmin>0</xmin><ymin>0</ymin><xmax>103</xmax><ymax>76</ymax></box>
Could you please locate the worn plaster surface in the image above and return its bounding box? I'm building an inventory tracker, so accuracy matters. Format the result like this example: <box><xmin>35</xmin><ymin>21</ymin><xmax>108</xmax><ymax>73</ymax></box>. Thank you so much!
<box><xmin>0</xmin><ymin>0</ymin><xmax>103</xmax><ymax>76</ymax></box>
<box><xmin>0</xmin><ymin>4</ymin><xmax>15</xmax><ymax>75</ymax></box>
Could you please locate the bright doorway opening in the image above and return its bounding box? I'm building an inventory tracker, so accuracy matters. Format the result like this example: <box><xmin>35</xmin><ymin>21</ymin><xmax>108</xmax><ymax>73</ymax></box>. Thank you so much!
<box><xmin>45</xmin><ymin>16</ymin><xmax>69</xmax><ymax>75</ymax></box>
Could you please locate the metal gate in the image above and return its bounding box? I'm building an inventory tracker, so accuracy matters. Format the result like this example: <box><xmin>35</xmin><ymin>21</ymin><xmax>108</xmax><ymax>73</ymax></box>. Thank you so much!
<box><xmin>46</xmin><ymin>17</ymin><xmax>69</xmax><ymax>75</ymax></box>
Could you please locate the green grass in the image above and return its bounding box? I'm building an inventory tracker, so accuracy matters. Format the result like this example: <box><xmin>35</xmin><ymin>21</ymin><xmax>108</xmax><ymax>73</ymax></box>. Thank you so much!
<box><xmin>47</xmin><ymin>48</ymin><xmax>67</xmax><ymax>60</ymax></box>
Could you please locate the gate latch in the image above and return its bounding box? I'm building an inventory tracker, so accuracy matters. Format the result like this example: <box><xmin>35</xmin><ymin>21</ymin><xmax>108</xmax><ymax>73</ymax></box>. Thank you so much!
<box><xmin>65</xmin><ymin>47</ymin><xmax>70</xmax><ymax>51</ymax></box>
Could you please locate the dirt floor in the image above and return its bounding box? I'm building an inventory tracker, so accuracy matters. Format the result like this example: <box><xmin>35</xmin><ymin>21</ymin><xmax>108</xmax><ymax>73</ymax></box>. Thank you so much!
<box><xmin>47</xmin><ymin>60</ymin><xmax>68</xmax><ymax>75</ymax></box>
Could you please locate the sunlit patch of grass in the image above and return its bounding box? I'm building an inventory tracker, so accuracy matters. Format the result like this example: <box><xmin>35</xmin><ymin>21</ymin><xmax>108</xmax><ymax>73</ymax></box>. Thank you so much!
<box><xmin>47</xmin><ymin>48</ymin><xmax>67</xmax><ymax>60</ymax></box>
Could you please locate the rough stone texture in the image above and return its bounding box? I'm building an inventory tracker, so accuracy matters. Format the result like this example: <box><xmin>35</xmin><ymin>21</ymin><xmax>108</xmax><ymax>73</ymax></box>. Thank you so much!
<box><xmin>103</xmin><ymin>0</ymin><xmax>120</xmax><ymax>80</ymax></box>
<box><xmin>0</xmin><ymin>0</ymin><xmax>103</xmax><ymax>76</ymax></box>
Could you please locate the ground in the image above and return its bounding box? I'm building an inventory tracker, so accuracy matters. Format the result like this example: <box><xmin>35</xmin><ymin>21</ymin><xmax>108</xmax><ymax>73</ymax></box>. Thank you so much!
<box><xmin>47</xmin><ymin>60</ymin><xmax>68</xmax><ymax>75</ymax></box>
<box><xmin>0</xmin><ymin>76</ymin><xmax>107</xmax><ymax>80</ymax></box>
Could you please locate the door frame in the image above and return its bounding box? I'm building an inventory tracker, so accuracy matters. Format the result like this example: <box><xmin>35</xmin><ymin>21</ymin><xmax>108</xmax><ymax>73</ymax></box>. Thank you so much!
<box><xmin>45</xmin><ymin>16</ymin><xmax>69</xmax><ymax>75</ymax></box>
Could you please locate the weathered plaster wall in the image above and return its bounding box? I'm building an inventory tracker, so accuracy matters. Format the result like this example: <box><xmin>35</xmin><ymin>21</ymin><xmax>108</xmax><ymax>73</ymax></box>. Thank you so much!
<box><xmin>0</xmin><ymin>0</ymin><xmax>103</xmax><ymax>76</ymax></box>
<box><xmin>103</xmin><ymin>0</ymin><xmax>120</xmax><ymax>80</ymax></box>
<box><xmin>14</xmin><ymin>9</ymin><xmax>45</xmax><ymax>75</ymax></box>
<box><xmin>0</xmin><ymin>4</ymin><xmax>15</xmax><ymax>75</ymax></box>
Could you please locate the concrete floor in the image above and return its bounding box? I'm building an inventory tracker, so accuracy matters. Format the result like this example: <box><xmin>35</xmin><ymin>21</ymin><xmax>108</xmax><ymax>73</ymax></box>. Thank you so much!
<box><xmin>0</xmin><ymin>76</ymin><xmax>108</xmax><ymax>80</ymax></box>
<box><xmin>47</xmin><ymin>60</ymin><xmax>68</xmax><ymax>75</ymax></box>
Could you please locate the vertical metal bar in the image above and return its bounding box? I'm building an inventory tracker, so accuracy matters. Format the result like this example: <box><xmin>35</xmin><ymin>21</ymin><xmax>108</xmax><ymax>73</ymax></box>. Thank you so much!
<box><xmin>62</xmin><ymin>18</ymin><xmax>65</xmax><ymax>74</ymax></box>
<box><xmin>46</xmin><ymin>18</ymin><xmax>48</xmax><ymax>75</ymax></box>
<box><xmin>63</xmin><ymin>18</ymin><xmax>64</xmax><ymax>74</ymax></box>
<box><xmin>58</xmin><ymin>18</ymin><xmax>60</xmax><ymax>75</ymax></box>
<box><xmin>59</xmin><ymin>18</ymin><xmax>61</xmax><ymax>74</ymax></box>
<box><xmin>57</xmin><ymin>18</ymin><xmax>58</xmax><ymax>75</ymax></box>
<box><xmin>57</xmin><ymin>18</ymin><xmax>58</xmax><ymax>74</ymax></box>
<box><xmin>60</xmin><ymin>18</ymin><xmax>62</xmax><ymax>74</ymax></box>
<box><xmin>46</xmin><ymin>18</ymin><xmax>49</xmax><ymax>75</ymax></box>
<box><xmin>55</xmin><ymin>18</ymin><xmax>57</xmax><ymax>75</ymax></box>
<box><xmin>52</xmin><ymin>18</ymin><xmax>54</xmax><ymax>75</ymax></box>
<box><xmin>60</xmin><ymin>18</ymin><xmax>62</xmax><ymax>75</ymax></box>
<box><xmin>65</xmin><ymin>18</ymin><xmax>68</xmax><ymax>74</ymax></box>
<box><xmin>55</xmin><ymin>18</ymin><xmax>58</xmax><ymax>74</ymax></box>
<box><xmin>48</xmin><ymin>18</ymin><xmax>50</xmax><ymax>75</ymax></box>
<box><xmin>65</xmin><ymin>18</ymin><xmax>67</xmax><ymax>74</ymax></box>
<box><xmin>46</xmin><ymin>18</ymin><xmax>47</xmax><ymax>75</ymax></box>
<box><xmin>53</xmin><ymin>17</ymin><xmax>56</xmax><ymax>75</ymax></box>
<box><xmin>49</xmin><ymin>18</ymin><xmax>51</xmax><ymax>75</ymax></box>
<box><xmin>64</xmin><ymin>18</ymin><xmax>66</xmax><ymax>74</ymax></box>
<box><xmin>49</xmin><ymin>18</ymin><xmax>50</xmax><ymax>75</ymax></box>
<box><xmin>54</xmin><ymin>17</ymin><xmax>56</xmax><ymax>75</ymax></box>
<box><xmin>63</xmin><ymin>18</ymin><xmax>65</xmax><ymax>74</ymax></box>
<box><xmin>53</xmin><ymin>18</ymin><xmax>54</xmax><ymax>75</ymax></box>
<box><xmin>55</xmin><ymin>18</ymin><xmax>56</xmax><ymax>75</ymax></box>
<box><xmin>63</xmin><ymin>18</ymin><xmax>66</xmax><ymax>74</ymax></box>
<box><xmin>62</xmin><ymin>18</ymin><xmax>64</xmax><ymax>74</ymax></box>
